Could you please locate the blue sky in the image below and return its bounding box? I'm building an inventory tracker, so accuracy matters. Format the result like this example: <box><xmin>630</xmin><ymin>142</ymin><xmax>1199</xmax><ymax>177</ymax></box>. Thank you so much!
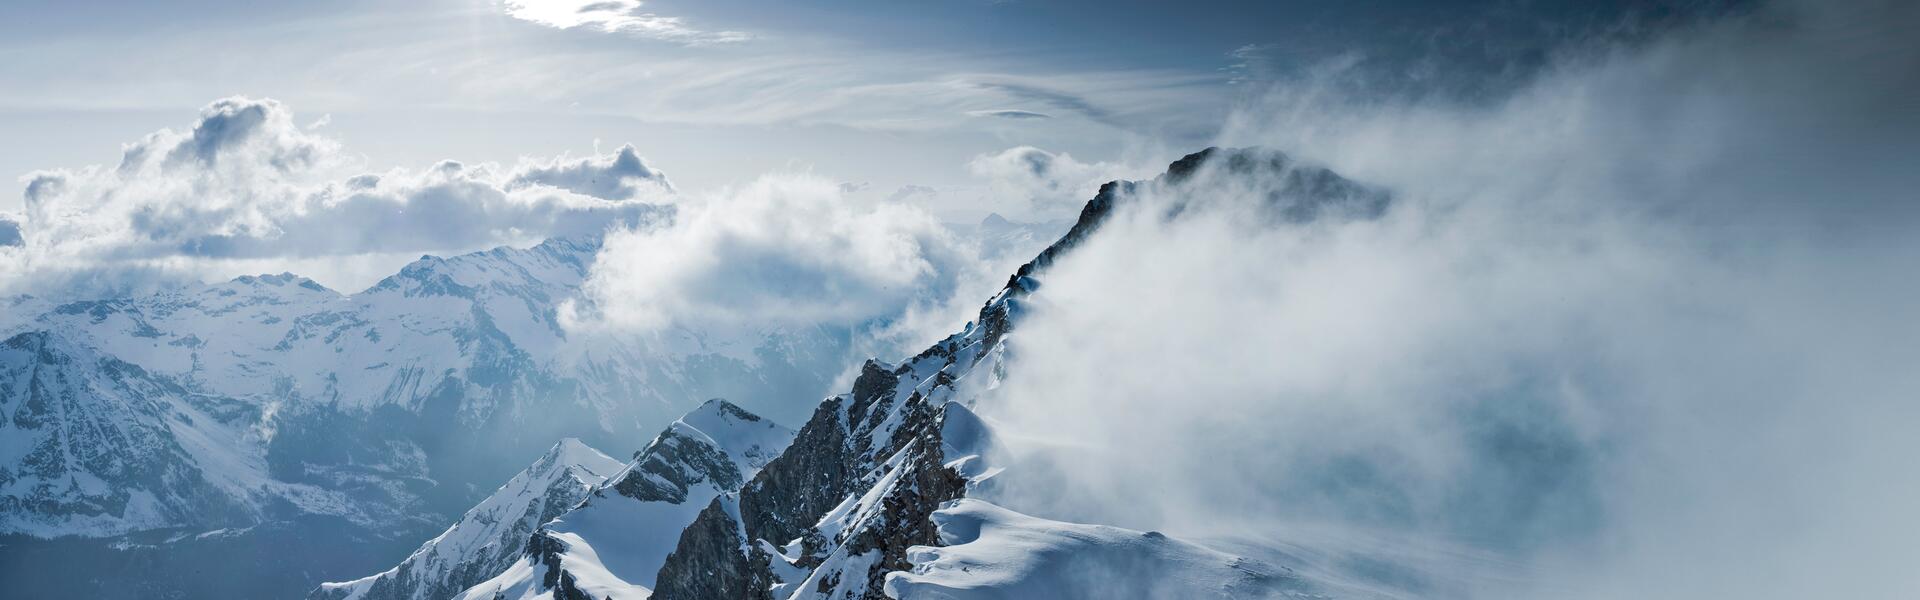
<box><xmin>0</xmin><ymin>0</ymin><xmax>1739</xmax><ymax>215</ymax></box>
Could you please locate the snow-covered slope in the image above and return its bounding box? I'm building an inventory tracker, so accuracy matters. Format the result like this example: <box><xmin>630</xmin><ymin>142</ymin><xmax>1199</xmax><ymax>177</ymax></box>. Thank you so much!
<box><xmin>311</xmin><ymin>438</ymin><xmax>625</xmax><ymax>600</ymax></box>
<box><xmin>641</xmin><ymin>147</ymin><xmax>1399</xmax><ymax>600</ymax></box>
<box><xmin>454</xmin><ymin>398</ymin><xmax>795</xmax><ymax>600</ymax></box>
<box><xmin>885</xmin><ymin>499</ymin><xmax>1309</xmax><ymax>599</ymax></box>
<box><xmin>0</xmin><ymin>331</ymin><xmax>250</xmax><ymax>537</ymax></box>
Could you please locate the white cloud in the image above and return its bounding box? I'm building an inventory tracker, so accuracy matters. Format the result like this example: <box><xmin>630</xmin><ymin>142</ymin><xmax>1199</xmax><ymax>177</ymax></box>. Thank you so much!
<box><xmin>502</xmin><ymin>0</ymin><xmax>750</xmax><ymax>45</ymax></box>
<box><xmin>967</xmin><ymin>146</ymin><xmax>1140</xmax><ymax>217</ymax></box>
<box><xmin>885</xmin><ymin>184</ymin><xmax>937</xmax><ymax>203</ymax></box>
<box><xmin>972</xmin><ymin>1</ymin><xmax>1920</xmax><ymax>598</ymax></box>
<box><xmin>561</xmin><ymin>174</ymin><xmax>994</xmax><ymax>347</ymax></box>
<box><xmin>5</xmin><ymin>96</ymin><xmax>673</xmax><ymax>297</ymax></box>
<box><xmin>507</xmin><ymin>143</ymin><xmax>675</xmax><ymax>200</ymax></box>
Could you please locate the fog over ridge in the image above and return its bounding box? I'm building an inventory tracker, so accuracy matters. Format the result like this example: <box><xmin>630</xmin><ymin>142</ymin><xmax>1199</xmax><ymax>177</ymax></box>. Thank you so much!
<box><xmin>969</xmin><ymin>1</ymin><xmax>1920</xmax><ymax>597</ymax></box>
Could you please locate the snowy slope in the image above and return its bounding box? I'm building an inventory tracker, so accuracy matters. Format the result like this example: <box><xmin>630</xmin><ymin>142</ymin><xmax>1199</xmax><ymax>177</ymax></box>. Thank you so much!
<box><xmin>310</xmin><ymin>438</ymin><xmax>625</xmax><ymax>600</ymax></box>
<box><xmin>455</xmin><ymin>399</ymin><xmax>795</xmax><ymax>600</ymax></box>
<box><xmin>885</xmin><ymin>499</ymin><xmax>1310</xmax><ymax>599</ymax></box>
<box><xmin>0</xmin><ymin>331</ymin><xmax>250</xmax><ymax>537</ymax></box>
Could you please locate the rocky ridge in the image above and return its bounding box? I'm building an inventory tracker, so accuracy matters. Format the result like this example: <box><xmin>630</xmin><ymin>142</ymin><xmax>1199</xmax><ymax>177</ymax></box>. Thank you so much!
<box><xmin>646</xmin><ymin>147</ymin><xmax>1390</xmax><ymax>599</ymax></box>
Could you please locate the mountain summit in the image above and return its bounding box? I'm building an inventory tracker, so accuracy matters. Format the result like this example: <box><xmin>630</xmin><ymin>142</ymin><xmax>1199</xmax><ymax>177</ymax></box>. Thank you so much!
<box><xmin>310</xmin><ymin>438</ymin><xmax>625</xmax><ymax>600</ymax></box>
<box><xmin>633</xmin><ymin>147</ymin><xmax>1394</xmax><ymax>599</ymax></box>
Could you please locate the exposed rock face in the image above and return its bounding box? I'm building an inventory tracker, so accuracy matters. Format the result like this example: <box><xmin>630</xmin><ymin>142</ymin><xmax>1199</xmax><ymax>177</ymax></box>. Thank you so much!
<box><xmin>614</xmin><ymin>418</ymin><xmax>748</xmax><ymax>503</ymax></box>
<box><xmin>648</xmin><ymin>147</ymin><xmax>1390</xmax><ymax>600</ymax></box>
<box><xmin>645</xmin><ymin>265</ymin><xmax>1013</xmax><ymax>600</ymax></box>
<box><xmin>649</xmin><ymin>496</ymin><xmax>771</xmax><ymax>600</ymax></box>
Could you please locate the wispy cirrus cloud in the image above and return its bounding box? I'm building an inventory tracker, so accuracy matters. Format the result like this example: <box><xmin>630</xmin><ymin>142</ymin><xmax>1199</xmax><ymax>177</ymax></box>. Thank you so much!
<box><xmin>971</xmin><ymin>80</ymin><xmax>1116</xmax><ymax>125</ymax></box>
<box><xmin>502</xmin><ymin>0</ymin><xmax>749</xmax><ymax>45</ymax></box>
<box><xmin>966</xmin><ymin>109</ymin><xmax>1052</xmax><ymax>120</ymax></box>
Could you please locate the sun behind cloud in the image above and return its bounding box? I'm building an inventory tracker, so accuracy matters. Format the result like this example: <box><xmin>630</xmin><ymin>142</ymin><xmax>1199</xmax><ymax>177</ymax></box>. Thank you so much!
<box><xmin>501</xmin><ymin>0</ymin><xmax>750</xmax><ymax>44</ymax></box>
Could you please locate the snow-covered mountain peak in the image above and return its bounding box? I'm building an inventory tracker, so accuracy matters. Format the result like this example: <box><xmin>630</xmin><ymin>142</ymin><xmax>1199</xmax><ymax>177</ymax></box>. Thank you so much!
<box><xmin>364</xmin><ymin>236</ymin><xmax>601</xmax><ymax>299</ymax></box>
<box><xmin>608</xmin><ymin>398</ymin><xmax>796</xmax><ymax>505</ymax></box>
<box><xmin>310</xmin><ymin>438</ymin><xmax>625</xmax><ymax>600</ymax></box>
<box><xmin>446</xmin><ymin>402</ymin><xmax>797</xmax><ymax>600</ymax></box>
<box><xmin>226</xmin><ymin>271</ymin><xmax>332</xmax><ymax>291</ymax></box>
<box><xmin>531</xmin><ymin>437</ymin><xmax>626</xmax><ymax>485</ymax></box>
<box><xmin>671</xmin><ymin>397</ymin><xmax>795</xmax><ymax>478</ymax></box>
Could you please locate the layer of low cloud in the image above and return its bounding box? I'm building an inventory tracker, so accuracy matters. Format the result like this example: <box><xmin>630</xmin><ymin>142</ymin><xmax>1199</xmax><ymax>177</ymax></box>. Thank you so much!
<box><xmin>973</xmin><ymin>1</ymin><xmax>1920</xmax><ymax>599</ymax></box>
<box><xmin>502</xmin><ymin>0</ymin><xmax>749</xmax><ymax>45</ymax></box>
<box><xmin>966</xmin><ymin>146</ymin><xmax>1141</xmax><ymax>217</ymax></box>
<box><xmin>561</xmin><ymin>173</ymin><xmax>1005</xmax><ymax>356</ymax></box>
<box><xmin>5</xmin><ymin>97</ymin><xmax>672</xmax><ymax>297</ymax></box>
<box><xmin>885</xmin><ymin>184</ymin><xmax>938</xmax><ymax>203</ymax></box>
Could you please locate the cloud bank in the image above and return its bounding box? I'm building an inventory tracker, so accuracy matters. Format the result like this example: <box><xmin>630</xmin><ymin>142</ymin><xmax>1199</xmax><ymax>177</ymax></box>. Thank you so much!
<box><xmin>967</xmin><ymin>146</ymin><xmax>1140</xmax><ymax>217</ymax></box>
<box><xmin>562</xmin><ymin>173</ymin><xmax>1001</xmax><ymax>355</ymax></box>
<box><xmin>5</xmin><ymin>97</ymin><xmax>672</xmax><ymax>297</ymax></box>
<box><xmin>972</xmin><ymin>1</ymin><xmax>1920</xmax><ymax>598</ymax></box>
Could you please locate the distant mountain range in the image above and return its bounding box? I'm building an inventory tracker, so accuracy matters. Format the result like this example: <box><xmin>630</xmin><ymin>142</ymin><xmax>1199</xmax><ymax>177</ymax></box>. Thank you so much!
<box><xmin>0</xmin><ymin>214</ymin><xmax>1063</xmax><ymax>598</ymax></box>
